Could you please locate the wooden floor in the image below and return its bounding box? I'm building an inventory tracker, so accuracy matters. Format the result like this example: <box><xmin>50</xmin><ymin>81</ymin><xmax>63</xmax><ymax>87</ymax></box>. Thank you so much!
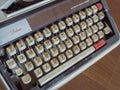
<box><xmin>0</xmin><ymin>0</ymin><xmax>120</xmax><ymax>90</ymax></box>
<box><xmin>60</xmin><ymin>0</ymin><xmax>120</xmax><ymax>90</ymax></box>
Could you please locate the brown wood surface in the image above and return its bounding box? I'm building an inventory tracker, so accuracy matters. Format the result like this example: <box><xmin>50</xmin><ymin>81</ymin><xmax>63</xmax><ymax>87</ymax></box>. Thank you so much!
<box><xmin>0</xmin><ymin>0</ymin><xmax>120</xmax><ymax>90</ymax></box>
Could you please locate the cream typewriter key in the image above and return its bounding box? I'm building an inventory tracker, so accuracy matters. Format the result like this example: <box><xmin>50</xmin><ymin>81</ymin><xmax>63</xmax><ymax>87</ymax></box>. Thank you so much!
<box><xmin>86</xmin><ymin>28</ymin><xmax>93</xmax><ymax>37</ymax></box>
<box><xmin>86</xmin><ymin>8</ymin><xmax>93</xmax><ymax>16</ymax></box>
<box><xmin>79</xmin><ymin>11</ymin><xmax>86</xmax><ymax>20</ymax></box>
<box><xmin>86</xmin><ymin>38</ymin><xmax>93</xmax><ymax>46</ymax></box>
<box><xmin>72</xmin><ymin>35</ymin><xmax>80</xmax><ymax>44</ymax></box>
<box><xmin>44</xmin><ymin>40</ymin><xmax>52</xmax><ymax>49</ymax></box>
<box><xmin>79</xmin><ymin>32</ymin><xmax>86</xmax><ymax>41</ymax></box>
<box><xmin>43</xmin><ymin>52</ymin><xmax>51</xmax><ymax>62</ymax></box>
<box><xmin>58</xmin><ymin>54</ymin><xmax>66</xmax><ymax>63</ymax></box>
<box><xmin>97</xmin><ymin>31</ymin><xmax>104</xmax><ymax>39</ymax></box>
<box><xmin>26</xmin><ymin>36</ymin><xmax>35</xmax><ymax>46</ymax></box>
<box><xmin>92</xmin><ymin>14</ymin><xmax>99</xmax><ymax>23</ymax></box>
<box><xmin>34</xmin><ymin>31</ymin><xmax>43</xmax><ymax>42</ymax></box>
<box><xmin>50</xmin><ymin>47</ymin><xmax>59</xmax><ymax>57</ymax></box>
<box><xmin>59</xmin><ymin>32</ymin><xmax>67</xmax><ymax>41</ymax></box>
<box><xmin>72</xmin><ymin>14</ymin><xmax>80</xmax><ymax>23</ymax></box>
<box><xmin>79</xmin><ymin>41</ymin><xmax>87</xmax><ymax>50</ymax></box>
<box><xmin>43</xmin><ymin>28</ymin><xmax>51</xmax><ymax>38</ymax></box>
<box><xmin>65</xmin><ymin>17</ymin><xmax>73</xmax><ymax>26</ymax></box>
<box><xmin>50</xmin><ymin>58</ymin><xmax>59</xmax><ymax>68</ymax></box>
<box><xmin>65</xmin><ymin>49</ymin><xmax>73</xmax><ymax>59</ymax></box>
<box><xmin>51</xmin><ymin>24</ymin><xmax>59</xmax><ymax>34</ymax></box>
<box><xmin>86</xmin><ymin>18</ymin><xmax>93</xmax><ymax>27</ymax></box>
<box><xmin>104</xmin><ymin>26</ymin><xmax>112</xmax><ymax>35</ymax></box>
<box><xmin>35</xmin><ymin>44</ymin><xmax>44</xmax><ymax>54</ymax></box>
<box><xmin>65</xmin><ymin>39</ymin><xmax>73</xmax><ymax>48</ymax></box>
<box><xmin>21</xmin><ymin>74</ymin><xmax>31</xmax><ymax>84</ymax></box>
<box><xmin>15</xmin><ymin>68</ymin><xmax>23</xmax><ymax>76</ymax></box>
<box><xmin>6</xmin><ymin>59</ymin><xmax>17</xmax><ymax>69</ymax></box>
<box><xmin>52</xmin><ymin>36</ymin><xmax>60</xmax><ymax>45</ymax></box>
<box><xmin>98</xmin><ymin>11</ymin><xmax>105</xmax><ymax>20</ymax></box>
<box><xmin>91</xmin><ymin>25</ymin><xmax>99</xmax><ymax>33</ymax></box>
<box><xmin>66</xmin><ymin>28</ymin><xmax>74</xmax><ymax>37</ymax></box>
<box><xmin>6</xmin><ymin>45</ymin><xmax>17</xmax><ymax>56</ymax></box>
<box><xmin>34</xmin><ymin>68</ymin><xmax>43</xmax><ymax>78</ymax></box>
<box><xmin>72</xmin><ymin>45</ymin><xmax>80</xmax><ymax>54</ymax></box>
<box><xmin>92</xmin><ymin>34</ymin><xmax>99</xmax><ymax>42</ymax></box>
<box><xmin>42</xmin><ymin>63</ymin><xmax>51</xmax><ymax>73</ymax></box>
<box><xmin>33</xmin><ymin>56</ymin><xmax>43</xmax><ymax>67</ymax></box>
<box><xmin>26</xmin><ymin>49</ymin><xmax>36</xmax><ymax>59</ymax></box>
<box><xmin>97</xmin><ymin>22</ymin><xmax>104</xmax><ymax>30</ymax></box>
<box><xmin>73</xmin><ymin>24</ymin><xmax>81</xmax><ymax>34</ymax></box>
<box><xmin>16</xmin><ymin>40</ymin><xmax>26</xmax><ymax>51</ymax></box>
<box><xmin>58</xmin><ymin>43</ymin><xmax>66</xmax><ymax>53</ymax></box>
<box><xmin>58</xmin><ymin>21</ymin><xmax>66</xmax><ymax>30</ymax></box>
<box><xmin>91</xmin><ymin>5</ymin><xmax>98</xmax><ymax>14</ymax></box>
<box><xmin>17</xmin><ymin>54</ymin><xmax>26</xmax><ymax>63</ymax></box>
<box><xmin>80</xmin><ymin>21</ymin><xmax>87</xmax><ymax>30</ymax></box>
<box><xmin>25</xmin><ymin>61</ymin><xmax>34</xmax><ymax>72</ymax></box>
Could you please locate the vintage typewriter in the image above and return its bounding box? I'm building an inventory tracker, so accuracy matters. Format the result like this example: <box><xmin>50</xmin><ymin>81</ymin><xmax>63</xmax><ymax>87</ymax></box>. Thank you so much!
<box><xmin>0</xmin><ymin>0</ymin><xmax>119</xmax><ymax>90</ymax></box>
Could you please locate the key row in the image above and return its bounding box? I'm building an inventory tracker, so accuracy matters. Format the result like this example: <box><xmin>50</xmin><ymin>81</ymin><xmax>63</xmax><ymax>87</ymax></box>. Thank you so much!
<box><xmin>5</xmin><ymin>32</ymin><xmax>94</xmax><ymax>58</ymax></box>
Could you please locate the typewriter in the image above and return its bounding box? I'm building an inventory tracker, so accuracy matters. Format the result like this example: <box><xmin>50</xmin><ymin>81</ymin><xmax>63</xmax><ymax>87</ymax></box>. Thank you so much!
<box><xmin>0</xmin><ymin>0</ymin><xmax>119</xmax><ymax>90</ymax></box>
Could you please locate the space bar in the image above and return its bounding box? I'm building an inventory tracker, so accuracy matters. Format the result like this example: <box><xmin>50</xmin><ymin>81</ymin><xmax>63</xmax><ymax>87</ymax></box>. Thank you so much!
<box><xmin>39</xmin><ymin>46</ymin><xmax>95</xmax><ymax>86</ymax></box>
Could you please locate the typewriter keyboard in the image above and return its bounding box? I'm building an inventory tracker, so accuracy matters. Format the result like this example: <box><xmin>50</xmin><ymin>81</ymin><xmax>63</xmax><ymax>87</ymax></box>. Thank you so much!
<box><xmin>2</xmin><ymin>2</ymin><xmax>113</xmax><ymax>89</ymax></box>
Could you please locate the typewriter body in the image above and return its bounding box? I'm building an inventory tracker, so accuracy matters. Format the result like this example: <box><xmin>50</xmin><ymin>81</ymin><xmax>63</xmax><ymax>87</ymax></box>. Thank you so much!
<box><xmin>0</xmin><ymin>0</ymin><xmax>119</xmax><ymax>90</ymax></box>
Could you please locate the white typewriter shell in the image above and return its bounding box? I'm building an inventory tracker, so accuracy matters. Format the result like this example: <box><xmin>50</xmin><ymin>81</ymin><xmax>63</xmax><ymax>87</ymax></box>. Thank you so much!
<box><xmin>0</xmin><ymin>0</ymin><xmax>119</xmax><ymax>90</ymax></box>
<box><xmin>0</xmin><ymin>0</ymin><xmax>55</xmax><ymax>23</ymax></box>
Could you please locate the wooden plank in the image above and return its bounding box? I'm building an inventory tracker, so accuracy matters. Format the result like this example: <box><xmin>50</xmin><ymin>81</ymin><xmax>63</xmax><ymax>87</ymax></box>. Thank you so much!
<box><xmin>59</xmin><ymin>74</ymin><xmax>106</xmax><ymax>90</ymax></box>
